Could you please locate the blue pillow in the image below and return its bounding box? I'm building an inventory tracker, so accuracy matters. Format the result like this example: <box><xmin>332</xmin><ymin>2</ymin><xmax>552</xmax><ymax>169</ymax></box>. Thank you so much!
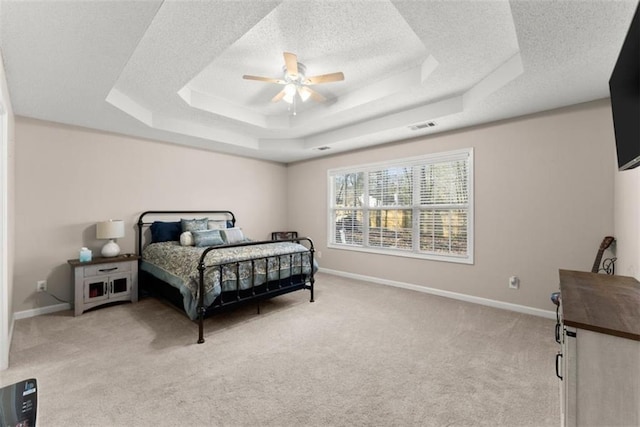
<box><xmin>192</xmin><ymin>229</ymin><xmax>225</xmax><ymax>247</ymax></box>
<box><xmin>150</xmin><ymin>221</ymin><xmax>182</xmax><ymax>243</ymax></box>
<box><xmin>181</xmin><ymin>218</ymin><xmax>208</xmax><ymax>232</ymax></box>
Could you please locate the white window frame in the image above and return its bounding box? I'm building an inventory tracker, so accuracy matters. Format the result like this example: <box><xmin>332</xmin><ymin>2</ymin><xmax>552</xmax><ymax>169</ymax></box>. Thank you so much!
<box><xmin>327</xmin><ymin>148</ymin><xmax>474</xmax><ymax>264</ymax></box>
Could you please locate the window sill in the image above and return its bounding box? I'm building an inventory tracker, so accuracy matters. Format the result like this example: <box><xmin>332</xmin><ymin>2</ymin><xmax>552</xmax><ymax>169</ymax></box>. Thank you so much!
<box><xmin>327</xmin><ymin>243</ymin><xmax>474</xmax><ymax>264</ymax></box>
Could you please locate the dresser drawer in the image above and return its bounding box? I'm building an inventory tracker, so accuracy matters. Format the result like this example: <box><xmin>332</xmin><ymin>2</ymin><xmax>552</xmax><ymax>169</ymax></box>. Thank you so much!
<box><xmin>83</xmin><ymin>261</ymin><xmax>131</xmax><ymax>277</ymax></box>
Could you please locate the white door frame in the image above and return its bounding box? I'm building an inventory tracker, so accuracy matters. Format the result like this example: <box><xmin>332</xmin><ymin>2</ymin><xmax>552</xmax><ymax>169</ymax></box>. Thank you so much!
<box><xmin>0</xmin><ymin>95</ymin><xmax>8</xmax><ymax>371</ymax></box>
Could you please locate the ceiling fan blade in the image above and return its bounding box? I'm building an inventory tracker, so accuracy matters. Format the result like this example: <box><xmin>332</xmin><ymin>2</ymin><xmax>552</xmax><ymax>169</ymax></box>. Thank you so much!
<box><xmin>271</xmin><ymin>89</ymin><xmax>286</xmax><ymax>103</ymax></box>
<box><xmin>243</xmin><ymin>75</ymin><xmax>285</xmax><ymax>84</ymax></box>
<box><xmin>283</xmin><ymin>52</ymin><xmax>298</xmax><ymax>77</ymax></box>
<box><xmin>305</xmin><ymin>87</ymin><xmax>326</xmax><ymax>103</ymax></box>
<box><xmin>304</xmin><ymin>72</ymin><xmax>344</xmax><ymax>85</ymax></box>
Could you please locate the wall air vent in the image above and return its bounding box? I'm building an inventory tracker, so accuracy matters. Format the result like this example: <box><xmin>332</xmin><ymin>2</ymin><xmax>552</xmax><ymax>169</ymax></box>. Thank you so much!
<box><xmin>316</xmin><ymin>146</ymin><xmax>331</xmax><ymax>151</ymax></box>
<box><xmin>408</xmin><ymin>122</ymin><xmax>436</xmax><ymax>131</ymax></box>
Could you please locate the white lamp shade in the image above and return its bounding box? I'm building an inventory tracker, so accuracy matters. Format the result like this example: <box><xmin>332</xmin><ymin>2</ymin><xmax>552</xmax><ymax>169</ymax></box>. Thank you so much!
<box><xmin>96</xmin><ymin>220</ymin><xmax>125</xmax><ymax>239</ymax></box>
<box><xmin>298</xmin><ymin>86</ymin><xmax>312</xmax><ymax>102</ymax></box>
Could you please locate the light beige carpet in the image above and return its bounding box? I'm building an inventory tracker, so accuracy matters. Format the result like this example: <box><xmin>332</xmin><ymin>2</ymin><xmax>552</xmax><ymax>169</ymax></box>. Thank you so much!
<box><xmin>3</xmin><ymin>272</ymin><xmax>559</xmax><ymax>426</ymax></box>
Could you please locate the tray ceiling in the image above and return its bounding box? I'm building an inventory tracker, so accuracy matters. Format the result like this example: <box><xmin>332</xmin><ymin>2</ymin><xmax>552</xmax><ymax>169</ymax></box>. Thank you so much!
<box><xmin>0</xmin><ymin>0</ymin><xmax>637</xmax><ymax>163</ymax></box>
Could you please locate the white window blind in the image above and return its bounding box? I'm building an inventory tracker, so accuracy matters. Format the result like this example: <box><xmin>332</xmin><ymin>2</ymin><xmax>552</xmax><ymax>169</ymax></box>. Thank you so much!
<box><xmin>331</xmin><ymin>172</ymin><xmax>364</xmax><ymax>246</ymax></box>
<box><xmin>328</xmin><ymin>149</ymin><xmax>473</xmax><ymax>263</ymax></box>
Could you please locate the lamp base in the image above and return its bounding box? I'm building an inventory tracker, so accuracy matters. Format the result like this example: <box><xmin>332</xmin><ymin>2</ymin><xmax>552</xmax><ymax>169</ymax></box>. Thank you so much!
<box><xmin>101</xmin><ymin>240</ymin><xmax>121</xmax><ymax>257</ymax></box>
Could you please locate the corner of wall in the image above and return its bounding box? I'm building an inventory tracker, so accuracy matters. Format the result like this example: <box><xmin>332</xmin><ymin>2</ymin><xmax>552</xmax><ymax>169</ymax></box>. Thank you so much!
<box><xmin>614</xmin><ymin>165</ymin><xmax>640</xmax><ymax>279</ymax></box>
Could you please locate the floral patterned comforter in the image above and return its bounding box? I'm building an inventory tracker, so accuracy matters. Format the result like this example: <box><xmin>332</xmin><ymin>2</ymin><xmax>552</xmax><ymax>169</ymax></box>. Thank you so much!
<box><xmin>141</xmin><ymin>241</ymin><xmax>316</xmax><ymax>320</ymax></box>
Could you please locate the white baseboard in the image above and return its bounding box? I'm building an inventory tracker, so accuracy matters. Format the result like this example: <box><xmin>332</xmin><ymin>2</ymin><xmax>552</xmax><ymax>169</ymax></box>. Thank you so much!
<box><xmin>13</xmin><ymin>303</ymin><xmax>71</xmax><ymax>320</ymax></box>
<box><xmin>318</xmin><ymin>268</ymin><xmax>556</xmax><ymax>320</ymax></box>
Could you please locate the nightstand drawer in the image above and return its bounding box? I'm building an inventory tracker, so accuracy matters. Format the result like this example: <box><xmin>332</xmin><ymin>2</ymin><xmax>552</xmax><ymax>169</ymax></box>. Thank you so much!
<box><xmin>83</xmin><ymin>261</ymin><xmax>131</xmax><ymax>277</ymax></box>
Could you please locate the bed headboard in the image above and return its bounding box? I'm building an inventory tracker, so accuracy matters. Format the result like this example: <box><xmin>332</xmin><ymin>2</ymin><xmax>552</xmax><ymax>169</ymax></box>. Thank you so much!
<box><xmin>136</xmin><ymin>210</ymin><xmax>236</xmax><ymax>256</ymax></box>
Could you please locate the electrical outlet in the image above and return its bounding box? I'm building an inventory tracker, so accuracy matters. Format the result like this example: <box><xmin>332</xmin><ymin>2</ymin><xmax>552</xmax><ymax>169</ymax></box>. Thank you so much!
<box><xmin>508</xmin><ymin>276</ymin><xmax>520</xmax><ymax>289</ymax></box>
<box><xmin>316</xmin><ymin>251</ymin><xmax>322</xmax><ymax>259</ymax></box>
<box><xmin>36</xmin><ymin>280</ymin><xmax>47</xmax><ymax>292</ymax></box>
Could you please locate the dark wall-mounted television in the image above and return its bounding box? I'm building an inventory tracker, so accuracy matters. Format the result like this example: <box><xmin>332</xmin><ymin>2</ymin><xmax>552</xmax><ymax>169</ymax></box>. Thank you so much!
<box><xmin>609</xmin><ymin>2</ymin><xmax>640</xmax><ymax>171</ymax></box>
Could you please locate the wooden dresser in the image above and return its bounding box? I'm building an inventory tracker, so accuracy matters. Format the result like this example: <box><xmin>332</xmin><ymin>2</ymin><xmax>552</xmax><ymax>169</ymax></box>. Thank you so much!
<box><xmin>558</xmin><ymin>269</ymin><xmax>640</xmax><ymax>427</ymax></box>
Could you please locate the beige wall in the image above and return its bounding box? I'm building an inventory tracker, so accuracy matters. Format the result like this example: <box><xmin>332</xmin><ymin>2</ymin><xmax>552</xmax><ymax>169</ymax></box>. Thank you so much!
<box><xmin>14</xmin><ymin>118</ymin><xmax>288</xmax><ymax>313</ymax></box>
<box><xmin>614</xmin><ymin>159</ymin><xmax>640</xmax><ymax>280</ymax></box>
<box><xmin>288</xmin><ymin>100</ymin><xmax>617</xmax><ymax>311</ymax></box>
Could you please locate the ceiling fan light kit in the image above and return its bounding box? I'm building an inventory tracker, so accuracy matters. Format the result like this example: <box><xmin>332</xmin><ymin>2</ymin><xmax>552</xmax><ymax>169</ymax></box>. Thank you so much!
<box><xmin>243</xmin><ymin>52</ymin><xmax>344</xmax><ymax>114</ymax></box>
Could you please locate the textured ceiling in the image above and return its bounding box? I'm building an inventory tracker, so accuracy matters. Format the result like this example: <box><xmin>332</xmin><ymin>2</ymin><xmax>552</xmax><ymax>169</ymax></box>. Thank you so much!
<box><xmin>0</xmin><ymin>0</ymin><xmax>637</xmax><ymax>163</ymax></box>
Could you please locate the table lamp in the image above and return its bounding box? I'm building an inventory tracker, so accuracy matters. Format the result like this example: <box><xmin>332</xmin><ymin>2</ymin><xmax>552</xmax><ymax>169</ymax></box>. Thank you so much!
<box><xmin>96</xmin><ymin>220</ymin><xmax>125</xmax><ymax>257</ymax></box>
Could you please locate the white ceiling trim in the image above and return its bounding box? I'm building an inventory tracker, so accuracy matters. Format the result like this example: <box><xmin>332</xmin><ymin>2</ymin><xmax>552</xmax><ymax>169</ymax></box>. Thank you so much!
<box><xmin>107</xmin><ymin>48</ymin><xmax>521</xmax><ymax>154</ymax></box>
<box><xmin>106</xmin><ymin>87</ymin><xmax>260</xmax><ymax>150</ymax></box>
<box><xmin>303</xmin><ymin>96</ymin><xmax>465</xmax><ymax>149</ymax></box>
<box><xmin>178</xmin><ymin>87</ymin><xmax>280</xmax><ymax>129</ymax></box>
<box><xmin>105</xmin><ymin>89</ymin><xmax>153</xmax><ymax>127</ymax></box>
<box><xmin>177</xmin><ymin>54</ymin><xmax>441</xmax><ymax>131</ymax></box>
<box><xmin>301</xmin><ymin>53</ymin><xmax>524</xmax><ymax>149</ymax></box>
<box><xmin>156</xmin><ymin>115</ymin><xmax>259</xmax><ymax>150</ymax></box>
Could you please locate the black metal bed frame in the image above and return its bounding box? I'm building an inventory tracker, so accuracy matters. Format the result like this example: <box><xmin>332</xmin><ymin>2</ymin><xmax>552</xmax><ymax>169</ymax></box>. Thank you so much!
<box><xmin>136</xmin><ymin>210</ymin><xmax>315</xmax><ymax>344</ymax></box>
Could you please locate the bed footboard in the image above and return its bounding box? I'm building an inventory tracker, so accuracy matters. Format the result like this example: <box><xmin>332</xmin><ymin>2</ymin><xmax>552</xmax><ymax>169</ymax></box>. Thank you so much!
<box><xmin>196</xmin><ymin>237</ymin><xmax>315</xmax><ymax>344</ymax></box>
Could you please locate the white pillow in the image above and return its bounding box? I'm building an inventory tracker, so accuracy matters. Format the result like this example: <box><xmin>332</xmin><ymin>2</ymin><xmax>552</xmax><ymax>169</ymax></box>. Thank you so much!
<box><xmin>180</xmin><ymin>231</ymin><xmax>195</xmax><ymax>246</ymax></box>
<box><xmin>222</xmin><ymin>227</ymin><xmax>245</xmax><ymax>244</ymax></box>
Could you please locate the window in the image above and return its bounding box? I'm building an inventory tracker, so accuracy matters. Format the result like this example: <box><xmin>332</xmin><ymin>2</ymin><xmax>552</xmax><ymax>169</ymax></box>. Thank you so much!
<box><xmin>328</xmin><ymin>148</ymin><xmax>473</xmax><ymax>264</ymax></box>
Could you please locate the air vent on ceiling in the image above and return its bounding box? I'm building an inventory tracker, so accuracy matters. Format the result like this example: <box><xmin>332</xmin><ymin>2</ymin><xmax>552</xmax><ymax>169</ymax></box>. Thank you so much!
<box><xmin>408</xmin><ymin>121</ymin><xmax>436</xmax><ymax>131</ymax></box>
<box><xmin>315</xmin><ymin>146</ymin><xmax>331</xmax><ymax>151</ymax></box>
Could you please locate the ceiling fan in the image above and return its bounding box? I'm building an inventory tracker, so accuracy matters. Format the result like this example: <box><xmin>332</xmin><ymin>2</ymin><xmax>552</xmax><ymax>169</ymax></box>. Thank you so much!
<box><xmin>243</xmin><ymin>52</ymin><xmax>344</xmax><ymax>106</ymax></box>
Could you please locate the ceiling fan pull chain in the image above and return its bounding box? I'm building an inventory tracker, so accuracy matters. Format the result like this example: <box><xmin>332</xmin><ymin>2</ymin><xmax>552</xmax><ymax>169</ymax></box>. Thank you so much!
<box><xmin>293</xmin><ymin>95</ymin><xmax>297</xmax><ymax>116</ymax></box>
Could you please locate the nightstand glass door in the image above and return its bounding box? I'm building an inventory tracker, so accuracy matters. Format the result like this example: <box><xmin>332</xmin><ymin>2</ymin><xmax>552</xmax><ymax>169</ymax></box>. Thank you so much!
<box><xmin>84</xmin><ymin>278</ymin><xmax>108</xmax><ymax>303</ymax></box>
<box><xmin>109</xmin><ymin>272</ymin><xmax>131</xmax><ymax>298</ymax></box>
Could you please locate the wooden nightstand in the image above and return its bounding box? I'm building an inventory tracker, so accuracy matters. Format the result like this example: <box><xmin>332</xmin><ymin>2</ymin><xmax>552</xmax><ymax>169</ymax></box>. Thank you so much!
<box><xmin>68</xmin><ymin>254</ymin><xmax>140</xmax><ymax>316</ymax></box>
